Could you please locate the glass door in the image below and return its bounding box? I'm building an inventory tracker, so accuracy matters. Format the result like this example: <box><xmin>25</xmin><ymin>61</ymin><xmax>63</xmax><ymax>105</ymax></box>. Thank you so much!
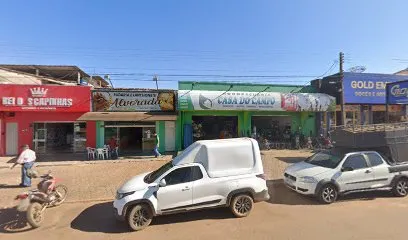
<box><xmin>33</xmin><ymin>123</ymin><xmax>47</xmax><ymax>153</ymax></box>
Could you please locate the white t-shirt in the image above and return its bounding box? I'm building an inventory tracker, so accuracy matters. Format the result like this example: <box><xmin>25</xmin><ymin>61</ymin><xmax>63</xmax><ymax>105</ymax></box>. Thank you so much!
<box><xmin>17</xmin><ymin>149</ymin><xmax>36</xmax><ymax>164</ymax></box>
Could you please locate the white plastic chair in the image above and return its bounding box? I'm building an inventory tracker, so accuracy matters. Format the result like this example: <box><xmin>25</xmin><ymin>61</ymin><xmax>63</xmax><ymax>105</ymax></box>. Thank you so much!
<box><xmin>96</xmin><ymin>148</ymin><xmax>105</xmax><ymax>160</ymax></box>
<box><xmin>103</xmin><ymin>148</ymin><xmax>110</xmax><ymax>159</ymax></box>
<box><xmin>86</xmin><ymin>147</ymin><xmax>95</xmax><ymax>160</ymax></box>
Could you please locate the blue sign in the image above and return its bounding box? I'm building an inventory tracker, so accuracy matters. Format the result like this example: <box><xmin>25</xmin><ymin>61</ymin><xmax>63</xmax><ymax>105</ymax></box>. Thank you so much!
<box><xmin>342</xmin><ymin>73</ymin><xmax>408</xmax><ymax>104</ymax></box>
<box><xmin>387</xmin><ymin>80</ymin><xmax>408</xmax><ymax>104</ymax></box>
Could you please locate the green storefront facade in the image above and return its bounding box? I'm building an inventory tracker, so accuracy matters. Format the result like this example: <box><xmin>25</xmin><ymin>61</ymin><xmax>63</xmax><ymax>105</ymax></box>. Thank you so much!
<box><xmin>79</xmin><ymin>89</ymin><xmax>177</xmax><ymax>155</ymax></box>
<box><xmin>176</xmin><ymin>81</ymin><xmax>335</xmax><ymax>150</ymax></box>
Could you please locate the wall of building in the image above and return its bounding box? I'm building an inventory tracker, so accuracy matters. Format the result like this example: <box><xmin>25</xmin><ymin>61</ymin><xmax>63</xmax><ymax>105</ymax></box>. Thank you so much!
<box><xmin>1</xmin><ymin>112</ymin><xmax>93</xmax><ymax>155</ymax></box>
<box><xmin>176</xmin><ymin>110</ymin><xmax>316</xmax><ymax>150</ymax></box>
<box><xmin>176</xmin><ymin>81</ymin><xmax>319</xmax><ymax>150</ymax></box>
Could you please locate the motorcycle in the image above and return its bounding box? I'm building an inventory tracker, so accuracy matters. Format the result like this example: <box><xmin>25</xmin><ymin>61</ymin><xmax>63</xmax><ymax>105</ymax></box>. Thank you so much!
<box><xmin>15</xmin><ymin>171</ymin><xmax>68</xmax><ymax>228</ymax></box>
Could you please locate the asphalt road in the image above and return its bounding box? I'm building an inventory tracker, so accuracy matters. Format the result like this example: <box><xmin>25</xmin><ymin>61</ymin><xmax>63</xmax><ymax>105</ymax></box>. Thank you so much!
<box><xmin>1</xmin><ymin>150</ymin><xmax>408</xmax><ymax>240</ymax></box>
<box><xmin>1</xmin><ymin>182</ymin><xmax>408</xmax><ymax>240</ymax></box>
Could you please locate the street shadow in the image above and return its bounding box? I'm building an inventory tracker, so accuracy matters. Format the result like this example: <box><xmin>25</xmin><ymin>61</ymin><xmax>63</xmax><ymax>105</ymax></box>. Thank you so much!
<box><xmin>0</xmin><ymin>184</ymin><xmax>24</xmax><ymax>189</ymax></box>
<box><xmin>276</xmin><ymin>157</ymin><xmax>307</xmax><ymax>164</ymax></box>
<box><xmin>339</xmin><ymin>191</ymin><xmax>394</xmax><ymax>202</ymax></box>
<box><xmin>6</xmin><ymin>157</ymin><xmax>17</xmax><ymax>163</ymax></box>
<box><xmin>266</xmin><ymin>179</ymin><xmax>396</xmax><ymax>205</ymax></box>
<box><xmin>266</xmin><ymin>179</ymin><xmax>318</xmax><ymax>205</ymax></box>
<box><xmin>70</xmin><ymin>202</ymin><xmax>129</xmax><ymax>233</ymax></box>
<box><xmin>71</xmin><ymin>201</ymin><xmax>234</xmax><ymax>233</ymax></box>
<box><xmin>0</xmin><ymin>207</ymin><xmax>33</xmax><ymax>233</ymax></box>
<box><xmin>152</xmin><ymin>208</ymin><xmax>233</xmax><ymax>226</ymax></box>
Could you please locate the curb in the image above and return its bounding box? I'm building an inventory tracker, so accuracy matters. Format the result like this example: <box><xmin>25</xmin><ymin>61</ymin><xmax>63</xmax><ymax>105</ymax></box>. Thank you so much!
<box><xmin>0</xmin><ymin>157</ymin><xmax>170</xmax><ymax>169</ymax></box>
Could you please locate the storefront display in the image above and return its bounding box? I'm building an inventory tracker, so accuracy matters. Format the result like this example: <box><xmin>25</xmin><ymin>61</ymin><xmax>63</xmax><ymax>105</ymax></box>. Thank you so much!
<box><xmin>315</xmin><ymin>72</ymin><xmax>408</xmax><ymax>127</ymax></box>
<box><xmin>103</xmin><ymin>121</ymin><xmax>156</xmax><ymax>153</ymax></box>
<box><xmin>0</xmin><ymin>84</ymin><xmax>93</xmax><ymax>156</ymax></box>
<box><xmin>81</xmin><ymin>89</ymin><xmax>178</xmax><ymax>153</ymax></box>
<box><xmin>192</xmin><ymin>116</ymin><xmax>238</xmax><ymax>141</ymax></box>
<box><xmin>177</xmin><ymin>82</ymin><xmax>336</xmax><ymax>150</ymax></box>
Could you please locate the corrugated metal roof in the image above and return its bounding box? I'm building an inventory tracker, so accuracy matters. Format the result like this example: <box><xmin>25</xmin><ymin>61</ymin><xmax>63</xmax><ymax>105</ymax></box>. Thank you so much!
<box><xmin>0</xmin><ymin>67</ymin><xmax>76</xmax><ymax>85</ymax></box>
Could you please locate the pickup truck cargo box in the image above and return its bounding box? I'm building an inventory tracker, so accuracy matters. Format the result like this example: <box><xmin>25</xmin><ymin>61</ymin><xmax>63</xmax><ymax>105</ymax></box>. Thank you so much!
<box><xmin>331</xmin><ymin>122</ymin><xmax>408</xmax><ymax>163</ymax></box>
<box><xmin>173</xmin><ymin>138</ymin><xmax>263</xmax><ymax>178</ymax></box>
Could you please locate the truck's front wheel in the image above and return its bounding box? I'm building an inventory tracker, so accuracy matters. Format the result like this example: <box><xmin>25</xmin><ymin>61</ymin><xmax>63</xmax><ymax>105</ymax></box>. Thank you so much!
<box><xmin>127</xmin><ymin>204</ymin><xmax>153</xmax><ymax>231</ymax></box>
<box><xmin>230</xmin><ymin>194</ymin><xmax>253</xmax><ymax>217</ymax></box>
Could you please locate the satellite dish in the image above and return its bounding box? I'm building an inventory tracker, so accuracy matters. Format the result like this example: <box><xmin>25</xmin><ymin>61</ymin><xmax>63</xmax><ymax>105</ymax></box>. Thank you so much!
<box><xmin>348</xmin><ymin>66</ymin><xmax>366</xmax><ymax>73</ymax></box>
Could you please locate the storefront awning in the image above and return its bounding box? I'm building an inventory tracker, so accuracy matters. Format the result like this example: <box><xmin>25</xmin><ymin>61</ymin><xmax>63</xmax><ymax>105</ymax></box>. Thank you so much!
<box><xmin>77</xmin><ymin>112</ymin><xmax>177</xmax><ymax>121</ymax></box>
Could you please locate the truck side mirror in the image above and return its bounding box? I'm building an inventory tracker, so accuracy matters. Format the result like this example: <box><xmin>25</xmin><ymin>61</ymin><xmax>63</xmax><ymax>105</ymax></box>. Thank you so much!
<box><xmin>159</xmin><ymin>179</ymin><xmax>167</xmax><ymax>187</ymax></box>
<box><xmin>341</xmin><ymin>166</ymin><xmax>353</xmax><ymax>172</ymax></box>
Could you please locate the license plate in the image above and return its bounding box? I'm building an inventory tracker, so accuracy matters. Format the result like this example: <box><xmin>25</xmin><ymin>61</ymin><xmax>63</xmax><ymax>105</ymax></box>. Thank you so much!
<box><xmin>284</xmin><ymin>178</ymin><xmax>294</xmax><ymax>186</ymax></box>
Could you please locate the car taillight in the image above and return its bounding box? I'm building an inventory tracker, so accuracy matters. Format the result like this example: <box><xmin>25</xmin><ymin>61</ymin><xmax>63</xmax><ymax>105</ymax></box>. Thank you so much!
<box><xmin>256</xmin><ymin>174</ymin><xmax>266</xmax><ymax>180</ymax></box>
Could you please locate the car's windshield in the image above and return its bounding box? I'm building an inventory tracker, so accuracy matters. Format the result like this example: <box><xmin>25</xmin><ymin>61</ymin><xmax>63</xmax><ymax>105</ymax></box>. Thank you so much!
<box><xmin>305</xmin><ymin>150</ymin><xmax>344</xmax><ymax>169</ymax></box>
<box><xmin>144</xmin><ymin>161</ymin><xmax>173</xmax><ymax>183</ymax></box>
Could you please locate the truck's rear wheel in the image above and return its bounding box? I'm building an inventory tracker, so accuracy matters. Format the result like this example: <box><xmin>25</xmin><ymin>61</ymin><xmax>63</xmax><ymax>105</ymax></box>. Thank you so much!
<box><xmin>127</xmin><ymin>204</ymin><xmax>153</xmax><ymax>231</ymax></box>
<box><xmin>393</xmin><ymin>178</ymin><xmax>408</xmax><ymax>197</ymax></box>
<box><xmin>318</xmin><ymin>184</ymin><xmax>338</xmax><ymax>204</ymax></box>
<box><xmin>230</xmin><ymin>194</ymin><xmax>253</xmax><ymax>217</ymax></box>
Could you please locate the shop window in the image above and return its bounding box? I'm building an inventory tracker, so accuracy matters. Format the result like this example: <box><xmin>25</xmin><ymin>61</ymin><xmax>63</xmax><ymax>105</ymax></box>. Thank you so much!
<box><xmin>104</xmin><ymin>122</ymin><xmax>156</xmax><ymax>153</ymax></box>
<box><xmin>251</xmin><ymin>116</ymin><xmax>292</xmax><ymax>141</ymax></box>
<box><xmin>32</xmin><ymin>122</ymin><xmax>86</xmax><ymax>154</ymax></box>
<box><xmin>192</xmin><ymin>116</ymin><xmax>238</xmax><ymax>141</ymax></box>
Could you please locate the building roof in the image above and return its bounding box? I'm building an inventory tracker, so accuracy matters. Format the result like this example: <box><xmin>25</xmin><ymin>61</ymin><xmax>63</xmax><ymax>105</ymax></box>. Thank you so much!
<box><xmin>0</xmin><ymin>67</ymin><xmax>75</xmax><ymax>85</ymax></box>
<box><xmin>0</xmin><ymin>64</ymin><xmax>110</xmax><ymax>87</ymax></box>
<box><xmin>0</xmin><ymin>64</ymin><xmax>89</xmax><ymax>81</ymax></box>
<box><xmin>395</xmin><ymin>68</ymin><xmax>408</xmax><ymax>75</ymax></box>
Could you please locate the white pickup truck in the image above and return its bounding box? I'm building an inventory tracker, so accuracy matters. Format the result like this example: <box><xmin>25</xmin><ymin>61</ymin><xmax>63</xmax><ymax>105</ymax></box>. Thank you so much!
<box><xmin>284</xmin><ymin>148</ymin><xmax>408</xmax><ymax>204</ymax></box>
<box><xmin>113</xmin><ymin>138</ymin><xmax>270</xmax><ymax>231</ymax></box>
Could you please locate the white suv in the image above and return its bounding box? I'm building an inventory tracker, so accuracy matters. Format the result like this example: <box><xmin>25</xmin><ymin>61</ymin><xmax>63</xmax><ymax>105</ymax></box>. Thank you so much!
<box><xmin>113</xmin><ymin>138</ymin><xmax>270</xmax><ymax>231</ymax></box>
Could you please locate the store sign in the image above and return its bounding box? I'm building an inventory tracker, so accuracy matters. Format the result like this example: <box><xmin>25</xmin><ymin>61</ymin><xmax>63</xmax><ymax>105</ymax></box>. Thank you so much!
<box><xmin>343</xmin><ymin>73</ymin><xmax>408</xmax><ymax>104</ymax></box>
<box><xmin>387</xmin><ymin>80</ymin><xmax>408</xmax><ymax>104</ymax></box>
<box><xmin>178</xmin><ymin>90</ymin><xmax>335</xmax><ymax>112</ymax></box>
<box><xmin>0</xmin><ymin>85</ymin><xmax>91</xmax><ymax>112</ymax></box>
<box><xmin>92</xmin><ymin>90</ymin><xmax>175</xmax><ymax>112</ymax></box>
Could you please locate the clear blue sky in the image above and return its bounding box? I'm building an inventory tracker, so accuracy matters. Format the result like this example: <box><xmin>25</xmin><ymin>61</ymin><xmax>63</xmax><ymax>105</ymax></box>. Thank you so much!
<box><xmin>1</xmin><ymin>0</ymin><xmax>407</xmax><ymax>89</ymax></box>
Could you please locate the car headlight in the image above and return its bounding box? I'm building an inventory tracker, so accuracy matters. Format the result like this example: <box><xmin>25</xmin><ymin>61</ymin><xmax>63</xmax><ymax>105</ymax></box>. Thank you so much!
<box><xmin>298</xmin><ymin>176</ymin><xmax>317</xmax><ymax>183</ymax></box>
<box><xmin>116</xmin><ymin>191</ymin><xmax>135</xmax><ymax>200</ymax></box>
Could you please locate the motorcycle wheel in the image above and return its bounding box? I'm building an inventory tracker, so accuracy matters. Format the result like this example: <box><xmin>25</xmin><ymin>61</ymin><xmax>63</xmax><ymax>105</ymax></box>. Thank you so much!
<box><xmin>27</xmin><ymin>202</ymin><xmax>44</xmax><ymax>228</ymax></box>
<box><xmin>51</xmin><ymin>184</ymin><xmax>68</xmax><ymax>207</ymax></box>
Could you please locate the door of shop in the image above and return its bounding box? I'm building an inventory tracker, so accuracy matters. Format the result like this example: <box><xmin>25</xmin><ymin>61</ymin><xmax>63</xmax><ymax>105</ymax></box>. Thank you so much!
<box><xmin>6</xmin><ymin>122</ymin><xmax>18</xmax><ymax>155</ymax></box>
<box><xmin>165</xmin><ymin>121</ymin><xmax>176</xmax><ymax>151</ymax></box>
<box><xmin>33</xmin><ymin>123</ymin><xmax>47</xmax><ymax>153</ymax></box>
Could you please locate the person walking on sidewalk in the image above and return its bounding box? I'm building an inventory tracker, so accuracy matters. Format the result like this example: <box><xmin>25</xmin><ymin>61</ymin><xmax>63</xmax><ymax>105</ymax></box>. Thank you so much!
<box><xmin>10</xmin><ymin>144</ymin><xmax>36</xmax><ymax>187</ymax></box>
<box><xmin>153</xmin><ymin>133</ymin><xmax>162</xmax><ymax>158</ymax></box>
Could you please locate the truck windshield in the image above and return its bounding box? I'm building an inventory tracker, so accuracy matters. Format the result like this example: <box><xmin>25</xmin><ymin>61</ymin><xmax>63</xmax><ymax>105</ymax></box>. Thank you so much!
<box><xmin>144</xmin><ymin>161</ymin><xmax>173</xmax><ymax>184</ymax></box>
<box><xmin>305</xmin><ymin>150</ymin><xmax>344</xmax><ymax>169</ymax></box>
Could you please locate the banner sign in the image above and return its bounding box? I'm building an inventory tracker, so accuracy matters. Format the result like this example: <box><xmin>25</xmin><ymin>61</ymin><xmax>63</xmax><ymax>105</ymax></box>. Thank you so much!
<box><xmin>0</xmin><ymin>84</ymin><xmax>91</xmax><ymax>112</ymax></box>
<box><xmin>343</xmin><ymin>73</ymin><xmax>408</xmax><ymax>104</ymax></box>
<box><xmin>92</xmin><ymin>90</ymin><xmax>176</xmax><ymax>112</ymax></box>
<box><xmin>387</xmin><ymin>80</ymin><xmax>408</xmax><ymax>104</ymax></box>
<box><xmin>178</xmin><ymin>90</ymin><xmax>335</xmax><ymax>112</ymax></box>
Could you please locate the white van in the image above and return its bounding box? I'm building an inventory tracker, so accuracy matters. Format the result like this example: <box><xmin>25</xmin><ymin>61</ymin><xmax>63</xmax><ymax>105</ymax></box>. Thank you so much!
<box><xmin>113</xmin><ymin>138</ymin><xmax>270</xmax><ymax>231</ymax></box>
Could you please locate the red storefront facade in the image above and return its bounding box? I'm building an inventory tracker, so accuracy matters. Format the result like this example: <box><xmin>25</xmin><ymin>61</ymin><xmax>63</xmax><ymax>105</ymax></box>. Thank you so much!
<box><xmin>0</xmin><ymin>84</ymin><xmax>95</xmax><ymax>156</ymax></box>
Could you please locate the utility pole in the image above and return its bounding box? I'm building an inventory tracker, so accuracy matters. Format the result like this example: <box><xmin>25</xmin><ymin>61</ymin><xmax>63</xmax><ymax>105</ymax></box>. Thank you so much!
<box><xmin>339</xmin><ymin>52</ymin><xmax>346</xmax><ymax>126</ymax></box>
<box><xmin>153</xmin><ymin>74</ymin><xmax>159</xmax><ymax>90</ymax></box>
